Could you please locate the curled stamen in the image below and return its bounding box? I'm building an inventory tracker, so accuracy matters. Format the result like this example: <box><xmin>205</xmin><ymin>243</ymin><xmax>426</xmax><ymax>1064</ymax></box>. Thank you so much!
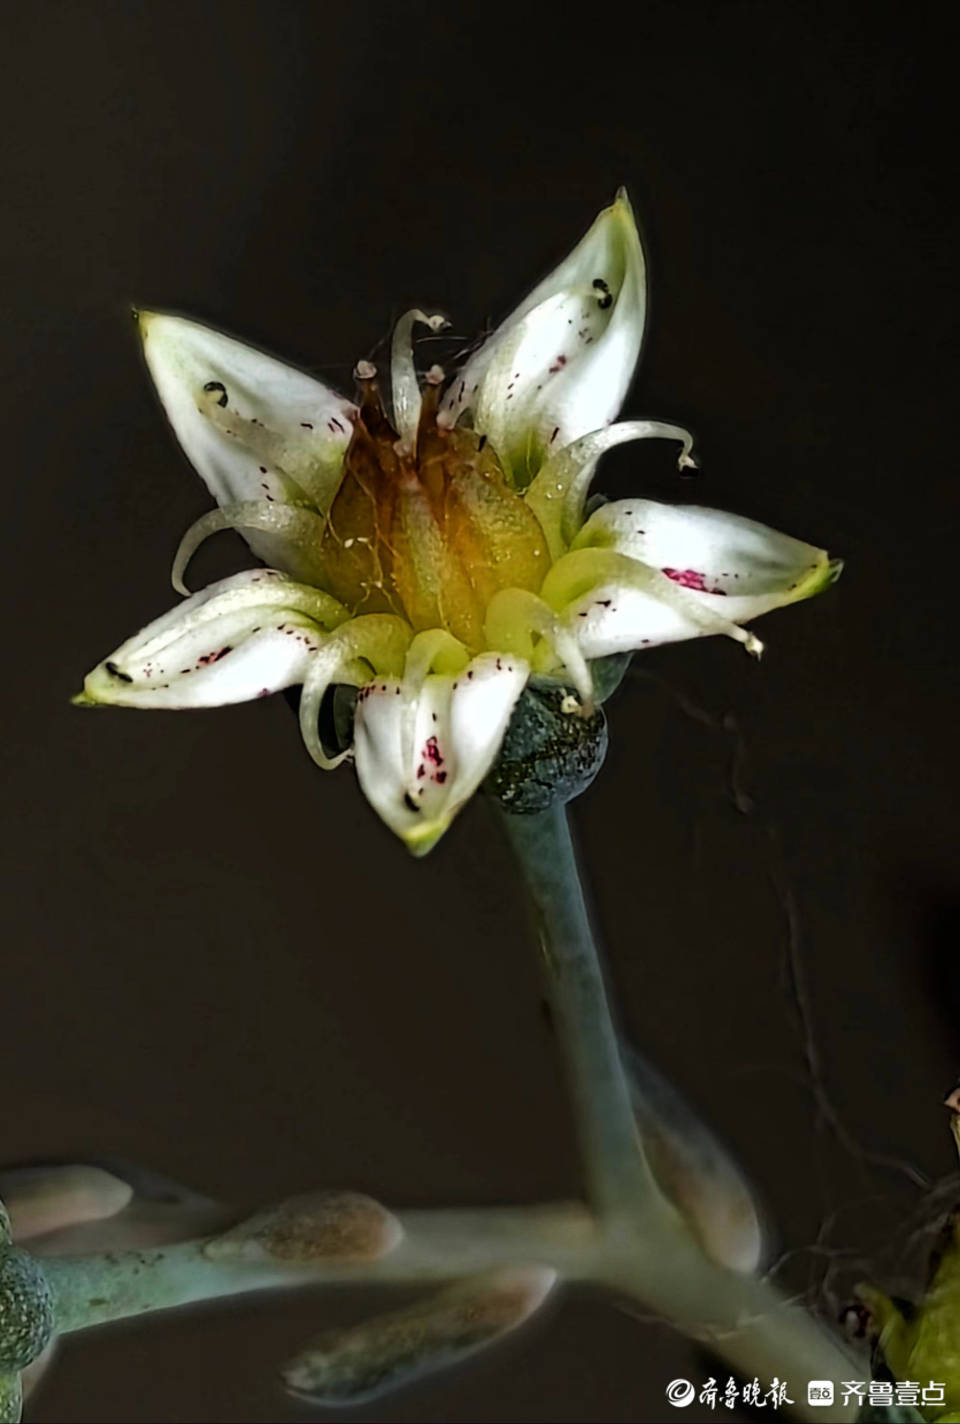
<box><xmin>298</xmin><ymin>615</ymin><xmax>413</xmax><ymax>770</ymax></box>
<box><xmin>484</xmin><ymin>588</ymin><xmax>594</xmax><ymax>709</ymax></box>
<box><xmin>196</xmin><ymin>388</ymin><xmax>333</xmax><ymax>506</ymax></box>
<box><xmin>390</xmin><ymin>311</ymin><xmax>449</xmax><ymax>449</ymax></box>
<box><xmin>541</xmin><ymin>548</ymin><xmax>765</xmax><ymax>658</ymax></box>
<box><xmin>171</xmin><ymin>501</ymin><xmax>327</xmax><ymax>595</ymax></box>
<box><xmin>525</xmin><ymin>421</ymin><xmax>698</xmax><ymax>558</ymax></box>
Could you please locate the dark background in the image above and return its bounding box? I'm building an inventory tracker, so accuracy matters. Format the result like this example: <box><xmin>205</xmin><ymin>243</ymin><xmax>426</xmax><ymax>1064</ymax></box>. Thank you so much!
<box><xmin>2</xmin><ymin>2</ymin><xmax>956</xmax><ymax>1420</ymax></box>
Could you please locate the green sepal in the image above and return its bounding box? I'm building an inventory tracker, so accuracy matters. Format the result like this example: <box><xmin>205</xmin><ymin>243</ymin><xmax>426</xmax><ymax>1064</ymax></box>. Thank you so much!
<box><xmin>589</xmin><ymin>651</ymin><xmax>632</xmax><ymax>703</ymax></box>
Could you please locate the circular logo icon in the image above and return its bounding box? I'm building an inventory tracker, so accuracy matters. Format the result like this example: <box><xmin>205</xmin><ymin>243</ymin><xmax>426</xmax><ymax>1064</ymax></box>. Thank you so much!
<box><xmin>666</xmin><ymin>1379</ymin><xmax>696</xmax><ymax>1407</ymax></box>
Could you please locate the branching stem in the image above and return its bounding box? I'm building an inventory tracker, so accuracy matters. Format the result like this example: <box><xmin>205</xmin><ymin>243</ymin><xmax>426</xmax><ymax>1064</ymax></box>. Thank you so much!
<box><xmin>3</xmin><ymin>805</ymin><xmax>868</xmax><ymax>1424</ymax></box>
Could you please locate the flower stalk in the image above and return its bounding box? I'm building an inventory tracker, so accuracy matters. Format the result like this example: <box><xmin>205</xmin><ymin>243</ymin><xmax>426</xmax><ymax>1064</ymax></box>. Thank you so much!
<box><xmin>498</xmin><ymin>803</ymin><xmax>864</xmax><ymax>1421</ymax></box>
<box><xmin>499</xmin><ymin>802</ymin><xmax>657</xmax><ymax>1216</ymax></box>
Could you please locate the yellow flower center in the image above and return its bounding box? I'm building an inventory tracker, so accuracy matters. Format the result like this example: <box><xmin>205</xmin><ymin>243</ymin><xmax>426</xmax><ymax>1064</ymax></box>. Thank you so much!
<box><xmin>320</xmin><ymin>367</ymin><xmax>548</xmax><ymax>650</ymax></box>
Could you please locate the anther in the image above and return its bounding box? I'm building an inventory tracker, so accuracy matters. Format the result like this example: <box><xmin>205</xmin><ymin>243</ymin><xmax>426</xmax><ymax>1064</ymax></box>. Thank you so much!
<box><xmin>353</xmin><ymin>360</ymin><xmax>393</xmax><ymax>436</ymax></box>
<box><xmin>424</xmin><ymin>364</ymin><xmax>445</xmax><ymax>386</ymax></box>
<box><xmin>201</xmin><ymin>380</ymin><xmax>228</xmax><ymax>408</ymax></box>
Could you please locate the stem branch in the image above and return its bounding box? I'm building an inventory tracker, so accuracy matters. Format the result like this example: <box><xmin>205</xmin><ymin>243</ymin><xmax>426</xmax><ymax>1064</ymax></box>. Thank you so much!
<box><xmin>500</xmin><ymin>801</ymin><xmax>862</xmax><ymax>1422</ymax></box>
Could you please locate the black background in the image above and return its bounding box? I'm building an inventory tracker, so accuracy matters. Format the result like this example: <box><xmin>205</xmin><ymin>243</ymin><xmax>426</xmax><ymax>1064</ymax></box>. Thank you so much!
<box><xmin>2</xmin><ymin>3</ymin><xmax>957</xmax><ymax>1421</ymax></box>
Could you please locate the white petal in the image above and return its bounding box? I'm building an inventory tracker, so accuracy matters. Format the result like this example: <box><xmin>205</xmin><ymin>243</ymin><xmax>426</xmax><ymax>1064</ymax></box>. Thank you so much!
<box><xmin>564</xmin><ymin>581</ymin><xmax>714</xmax><ymax>657</ymax></box>
<box><xmin>354</xmin><ymin>652</ymin><xmax>528</xmax><ymax>853</ymax></box>
<box><xmin>79</xmin><ymin>570</ymin><xmax>347</xmax><ymax>709</ymax></box>
<box><xmin>439</xmin><ymin>192</ymin><xmax>645</xmax><ymax>487</ymax></box>
<box><xmin>542</xmin><ymin>548</ymin><xmax>763</xmax><ymax>658</ymax></box>
<box><xmin>139</xmin><ymin>311</ymin><xmax>356</xmax><ymax>569</ymax></box>
<box><xmin>574</xmin><ymin>498</ymin><xmax>837</xmax><ymax>621</ymax></box>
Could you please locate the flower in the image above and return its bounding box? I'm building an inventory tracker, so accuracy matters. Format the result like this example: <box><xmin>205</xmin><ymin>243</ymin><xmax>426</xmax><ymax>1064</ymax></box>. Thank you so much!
<box><xmin>77</xmin><ymin>191</ymin><xmax>840</xmax><ymax>853</ymax></box>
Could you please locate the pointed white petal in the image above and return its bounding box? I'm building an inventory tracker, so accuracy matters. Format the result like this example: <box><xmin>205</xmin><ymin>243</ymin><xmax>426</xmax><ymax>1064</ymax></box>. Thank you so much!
<box><xmin>439</xmin><ymin>192</ymin><xmax>645</xmax><ymax>486</ymax></box>
<box><xmin>542</xmin><ymin>548</ymin><xmax>764</xmax><ymax>658</ymax></box>
<box><xmin>79</xmin><ymin>570</ymin><xmax>347</xmax><ymax>709</ymax></box>
<box><xmin>139</xmin><ymin>312</ymin><xmax>356</xmax><ymax>567</ymax></box>
<box><xmin>354</xmin><ymin>651</ymin><xmax>528</xmax><ymax>853</ymax></box>
<box><xmin>573</xmin><ymin>498</ymin><xmax>838</xmax><ymax>621</ymax></box>
<box><xmin>563</xmin><ymin>579</ymin><xmax>724</xmax><ymax>656</ymax></box>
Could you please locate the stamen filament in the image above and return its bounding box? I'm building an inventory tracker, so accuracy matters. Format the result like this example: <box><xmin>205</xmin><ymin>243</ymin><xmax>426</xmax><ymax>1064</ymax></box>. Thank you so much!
<box><xmin>198</xmin><ymin>389</ymin><xmax>334</xmax><ymax>506</ymax></box>
<box><xmin>525</xmin><ymin>421</ymin><xmax>698</xmax><ymax>559</ymax></box>
<box><xmin>171</xmin><ymin>502</ymin><xmax>327</xmax><ymax>594</ymax></box>
<box><xmin>541</xmin><ymin>548</ymin><xmax>764</xmax><ymax>657</ymax></box>
<box><xmin>298</xmin><ymin>616</ymin><xmax>413</xmax><ymax>770</ymax></box>
<box><xmin>485</xmin><ymin>589</ymin><xmax>594</xmax><ymax>708</ymax></box>
<box><xmin>390</xmin><ymin>311</ymin><xmax>449</xmax><ymax>451</ymax></box>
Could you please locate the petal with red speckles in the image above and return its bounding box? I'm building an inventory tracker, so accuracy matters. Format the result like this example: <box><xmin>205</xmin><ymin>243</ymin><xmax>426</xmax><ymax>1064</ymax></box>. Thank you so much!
<box><xmin>353</xmin><ymin>651</ymin><xmax>528</xmax><ymax>854</ymax></box>
<box><xmin>77</xmin><ymin>570</ymin><xmax>348</xmax><ymax>710</ymax></box>
<box><xmin>439</xmin><ymin>192</ymin><xmax>645</xmax><ymax>488</ymax></box>
<box><xmin>570</xmin><ymin>498</ymin><xmax>841</xmax><ymax>635</ymax></box>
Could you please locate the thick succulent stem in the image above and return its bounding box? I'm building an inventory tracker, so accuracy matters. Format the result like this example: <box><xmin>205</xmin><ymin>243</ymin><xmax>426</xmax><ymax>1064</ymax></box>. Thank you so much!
<box><xmin>0</xmin><ymin>807</ymin><xmax>867</xmax><ymax>1422</ymax></box>
<box><xmin>499</xmin><ymin>801</ymin><xmax>863</xmax><ymax>1422</ymax></box>
<box><xmin>499</xmin><ymin>802</ymin><xmax>658</xmax><ymax>1217</ymax></box>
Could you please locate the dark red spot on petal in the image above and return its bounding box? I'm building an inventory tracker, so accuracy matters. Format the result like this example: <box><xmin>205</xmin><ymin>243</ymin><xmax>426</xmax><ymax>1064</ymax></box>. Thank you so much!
<box><xmin>662</xmin><ymin>567</ymin><xmax>727</xmax><ymax>595</ymax></box>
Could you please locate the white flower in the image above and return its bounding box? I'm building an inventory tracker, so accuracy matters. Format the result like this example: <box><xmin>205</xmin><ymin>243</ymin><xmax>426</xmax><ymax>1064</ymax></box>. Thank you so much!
<box><xmin>78</xmin><ymin>193</ymin><xmax>840</xmax><ymax>852</ymax></box>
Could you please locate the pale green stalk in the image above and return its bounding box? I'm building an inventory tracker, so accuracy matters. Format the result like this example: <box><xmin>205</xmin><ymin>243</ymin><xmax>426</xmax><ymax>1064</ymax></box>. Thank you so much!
<box><xmin>2</xmin><ymin>805</ymin><xmax>870</xmax><ymax>1424</ymax></box>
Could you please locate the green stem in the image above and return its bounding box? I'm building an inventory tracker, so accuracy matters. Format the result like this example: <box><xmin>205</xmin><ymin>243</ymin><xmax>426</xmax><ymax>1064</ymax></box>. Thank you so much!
<box><xmin>43</xmin><ymin>1204</ymin><xmax>598</xmax><ymax>1333</ymax></box>
<box><xmin>499</xmin><ymin>802</ymin><xmax>657</xmax><ymax>1217</ymax></box>
<box><xmin>501</xmin><ymin>801</ymin><xmax>863</xmax><ymax>1422</ymax></box>
<box><xmin>5</xmin><ymin>803</ymin><xmax>866</xmax><ymax>1423</ymax></box>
